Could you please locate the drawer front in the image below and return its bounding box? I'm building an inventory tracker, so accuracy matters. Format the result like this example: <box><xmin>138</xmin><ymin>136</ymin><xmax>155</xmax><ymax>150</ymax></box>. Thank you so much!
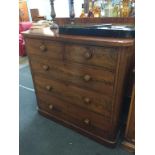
<box><xmin>37</xmin><ymin>91</ymin><xmax>113</xmax><ymax>139</ymax></box>
<box><xmin>30</xmin><ymin>56</ymin><xmax>114</xmax><ymax>96</ymax></box>
<box><xmin>65</xmin><ymin>44</ymin><xmax>118</xmax><ymax>70</ymax></box>
<box><xmin>25</xmin><ymin>38</ymin><xmax>64</xmax><ymax>60</ymax></box>
<box><xmin>25</xmin><ymin>38</ymin><xmax>118</xmax><ymax>71</ymax></box>
<box><xmin>34</xmin><ymin>76</ymin><xmax>113</xmax><ymax>118</ymax></box>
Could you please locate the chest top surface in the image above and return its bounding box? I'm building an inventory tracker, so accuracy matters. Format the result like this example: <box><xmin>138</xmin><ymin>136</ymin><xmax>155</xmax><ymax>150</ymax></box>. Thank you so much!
<box><xmin>22</xmin><ymin>27</ymin><xmax>134</xmax><ymax>47</ymax></box>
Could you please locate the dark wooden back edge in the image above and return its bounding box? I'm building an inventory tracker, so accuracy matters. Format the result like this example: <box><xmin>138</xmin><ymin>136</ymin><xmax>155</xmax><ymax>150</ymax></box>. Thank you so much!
<box><xmin>55</xmin><ymin>17</ymin><xmax>135</xmax><ymax>25</ymax></box>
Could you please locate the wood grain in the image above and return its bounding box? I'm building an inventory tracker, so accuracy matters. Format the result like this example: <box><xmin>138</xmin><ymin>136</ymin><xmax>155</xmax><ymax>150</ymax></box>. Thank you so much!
<box><xmin>25</xmin><ymin>38</ymin><xmax>64</xmax><ymax>60</ymax></box>
<box><xmin>23</xmin><ymin>30</ymin><xmax>134</xmax><ymax>47</ymax></box>
<box><xmin>37</xmin><ymin>92</ymin><xmax>114</xmax><ymax>140</ymax></box>
<box><xmin>34</xmin><ymin>75</ymin><xmax>113</xmax><ymax>117</ymax></box>
<box><xmin>65</xmin><ymin>44</ymin><xmax>118</xmax><ymax>70</ymax></box>
<box><xmin>30</xmin><ymin>55</ymin><xmax>115</xmax><ymax>96</ymax></box>
<box><xmin>55</xmin><ymin>17</ymin><xmax>135</xmax><ymax>25</ymax></box>
<box><xmin>24</xmin><ymin>23</ymin><xmax>135</xmax><ymax>147</ymax></box>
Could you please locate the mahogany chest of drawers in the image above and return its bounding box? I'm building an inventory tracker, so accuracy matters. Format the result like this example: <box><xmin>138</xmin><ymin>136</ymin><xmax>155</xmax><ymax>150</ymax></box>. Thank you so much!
<box><xmin>23</xmin><ymin>27</ymin><xmax>134</xmax><ymax>147</ymax></box>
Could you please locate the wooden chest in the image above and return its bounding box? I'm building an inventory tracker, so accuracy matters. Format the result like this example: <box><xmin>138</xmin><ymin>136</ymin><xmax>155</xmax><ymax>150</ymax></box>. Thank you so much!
<box><xmin>23</xmin><ymin>28</ymin><xmax>134</xmax><ymax>147</ymax></box>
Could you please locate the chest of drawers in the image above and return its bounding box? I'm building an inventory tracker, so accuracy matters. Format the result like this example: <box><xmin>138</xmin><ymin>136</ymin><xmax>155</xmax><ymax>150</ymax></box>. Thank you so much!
<box><xmin>23</xmin><ymin>28</ymin><xmax>134</xmax><ymax>147</ymax></box>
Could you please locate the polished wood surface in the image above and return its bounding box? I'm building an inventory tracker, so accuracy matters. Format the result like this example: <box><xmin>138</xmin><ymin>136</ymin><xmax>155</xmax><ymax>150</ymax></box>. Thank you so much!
<box><xmin>30</xmin><ymin>56</ymin><xmax>114</xmax><ymax>96</ymax></box>
<box><xmin>55</xmin><ymin>17</ymin><xmax>135</xmax><ymax>25</ymax></box>
<box><xmin>23</xmin><ymin>26</ymin><xmax>134</xmax><ymax>147</ymax></box>
<box><xmin>65</xmin><ymin>44</ymin><xmax>118</xmax><ymax>70</ymax></box>
<box><xmin>34</xmin><ymin>75</ymin><xmax>112</xmax><ymax>117</ymax></box>
<box><xmin>25</xmin><ymin>38</ymin><xmax>119</xmax><ymax>69</ymax></box>
<box><xmin>25</xmin><ymin>39</ymin><xmax>64</xmax><ymax>60</ymax></box>
<box><xmin>23</xmin><ymin>27</ymin><xmax>134</xmax><ymax>47</ymax></box>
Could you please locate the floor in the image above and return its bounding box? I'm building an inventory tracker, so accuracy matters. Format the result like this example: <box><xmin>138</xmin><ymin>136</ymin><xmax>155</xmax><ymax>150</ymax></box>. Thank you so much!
<box><xmin>19</xmin><ymin>56</ymin><xmax>29</xmax><ymax>69</ymax></box>
<box><xmin>19</xmin><ymin>57</ymin><xmax>134</xmax><ymax>155</ymax></box>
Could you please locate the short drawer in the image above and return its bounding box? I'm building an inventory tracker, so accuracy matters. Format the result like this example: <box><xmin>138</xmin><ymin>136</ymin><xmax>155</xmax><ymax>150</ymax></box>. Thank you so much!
<box><xmin>30</xmin><ymin>56</ymin><xmax>114</xmax><ymax>96</ymax></box>
<box><xmin>25</xmin><ymin>38</ymin><xmax>64</xmax><ymax>60</ymax></box>
<box><xmin>65</xmin><ymin>44</ymin><xmax>118</xmax><ymax>71</ymax></box>
<box><xmin>37</xmin><ymin>91</ymin><xmax>113</xmax><ymax>139</ymax></box>
<box><xmin>34</xmin><ymin>75</ymin><xmax>113</xmax><ymax>117</ymax></box>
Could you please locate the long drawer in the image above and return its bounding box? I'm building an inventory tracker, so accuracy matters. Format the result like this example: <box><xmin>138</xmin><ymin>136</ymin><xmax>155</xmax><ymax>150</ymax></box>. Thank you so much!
<box><xmin>30</xmin><ymin>56</ymin><xmax>114</xmax><ymax>96</ymax></box>
<box><xmin>25</xmin><ymin>38</ymin><xmax>118</xmax><ymax>71</ymax></box>
<box><xmin>34</xmin><ymin>75</ymin><xmax>113</xmax><ymax>118</ymax></box>
<box><xmin>37</xmin><ymin>91</ymin><xmax>114</xmax><ymax>139</ymax></box>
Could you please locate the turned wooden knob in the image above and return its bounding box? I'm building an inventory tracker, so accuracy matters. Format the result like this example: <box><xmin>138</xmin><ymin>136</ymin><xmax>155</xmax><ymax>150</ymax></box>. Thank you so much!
<box><xmin>84</xmin><ymin>51</ymin><xmax>92</xmax><ymax>59</ymax></box>
<box><xmin>84</xmin><ymin>97</ymin><xmax>91</xmax><ymax>104</ymax></box>
<box><xmin>49</xmin><ymin>104</ymin><xmax>54</xmax><ymax>110</ymax></box>
<box><xmin>40</xmin><ymin>45</ymin><xmax>47</xmax><ymax>52</ymax></box>
<box><xmin>43</xmin><ymin>65</ymin><xmax>49</xmax><ymax>71</ymax></box>
<box><xmin>84</xmin><ymin>118</ymin><xmax>90</xmax><ymax>125</ymax></box>
<box><xmin>84</xmin><ymin>75</ymin><xmax>91</xmax><ymax>81</ymax></box>
<box><xmin>46</xmin><ymin>85</ymin><xmax>52</xmax><ymax>91</ymax></box>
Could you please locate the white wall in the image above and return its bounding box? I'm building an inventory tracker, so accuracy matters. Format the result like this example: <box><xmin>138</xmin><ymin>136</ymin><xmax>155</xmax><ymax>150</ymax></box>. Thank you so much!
<box><xmin>74</xmin><ymin>0</ymin><xmax>83</xmax><ymax>17</ymax></box>
<box><xmin>27</xmin><ymin>0</ymin><xmax>84</xmax><ymax>20</ymax></box>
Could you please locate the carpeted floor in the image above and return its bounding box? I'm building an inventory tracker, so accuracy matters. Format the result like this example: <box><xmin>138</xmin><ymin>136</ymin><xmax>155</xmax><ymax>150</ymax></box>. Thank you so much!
<box><xmin>19</xmin><ymin>65</ymin><xmax>134</xmax><ymax>155</ymax></box>
<box><xmin>19</xmin><ymin>56</ymin><xmax>29</xmax><ymax>69</ymax></box>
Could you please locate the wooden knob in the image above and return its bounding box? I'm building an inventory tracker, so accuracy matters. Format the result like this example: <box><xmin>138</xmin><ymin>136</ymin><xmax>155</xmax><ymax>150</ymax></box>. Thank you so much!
<box><xmin>40</xmin><ymin>45</ymin><xmax>47</xmax><ymax>52</ymax></box>
<box><xmin>43</xmin><ymin>65</ymin><xmax>49</xmax><ymax>71</ymax></box>
<box><xmin>46</xmin><ymin>85</ymin><xmax>52</xmax><ymax>91</ymax></box>
<box><xmin>84</xmin><ymin>51</ymin><xmax>92</xmax><ymax>59</ymax></box>
<box><xmin>49</xmin><ymin>104</ymin><xmax>54</xmax><ymax>110</ymax></box>
<box><xmin>84</xmin><ymin>75</ymin><xmax>91</xmax><ymax>81</ymax></box>
<box><xmin>84</xmin><ymin>97</ymin><xmax>91</xmax><ymax>104</ymax></box>
<box><xmin>84</xmin><ymin>118</ymin><xmax>90</xmax><ymax>125</ymax></box>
